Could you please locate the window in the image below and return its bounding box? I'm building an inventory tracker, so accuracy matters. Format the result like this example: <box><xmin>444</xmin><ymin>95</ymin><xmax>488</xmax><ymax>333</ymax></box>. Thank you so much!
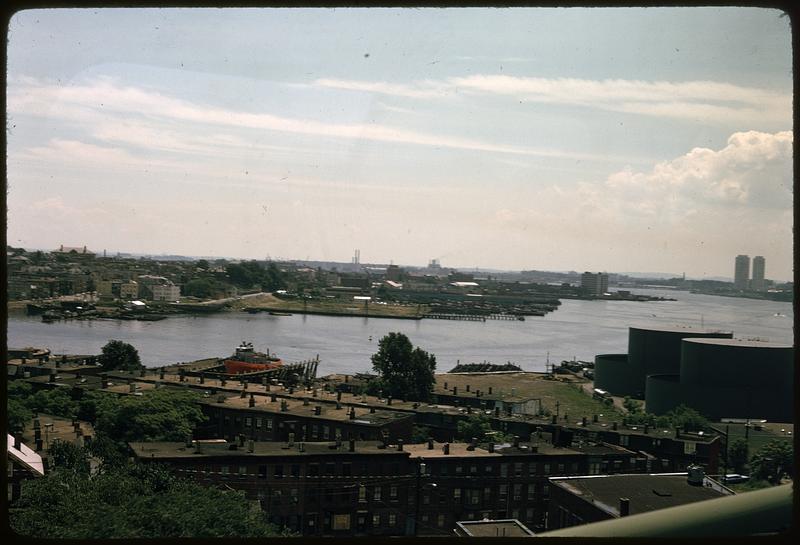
<box><xmin>311</xmin><ymin>425</ymin><xmax>318</xmax><ymax>439</ymax></box>
<box><xmin>342</xmin><ymin>463</ymin><xmax>352</xmax><ymax>476</ymax></box>
<box><xmin>440</xmin><ymin>465</ymin><xmax>448</xmax><ymax>476</ymax></box>
<box><xmin>542</xmin><ymin>484</ymin><xmax>549</xmax><ymax>497</ymax></box>
<box><xmin>589</xmin><ymin>462</ymin><xmax>601</xmax><ymax>475</ymax></box>
<box><xmin>557</xmin><ymin>463</ymin><xmax>565</xmax><ymax>474</ymax></box>
<box><xmin>309</xmin><ymin>463</ymin><xmax>319</xmax><ymax>476</ymax></box>
<box><xmin>325</xmin><ymin>462</ymin><xmax>336</xmax><ymax>475</ymax></box>
<box><xmin>274</xmin><ymin>465</ymin><xmax>284</xmax><ymax>478</ymax></box>
<box><xmin>256</xmin><ymin>417</ymin><xmax>262</xmax><ymax>428</ymax></box>
<box><xmin>333</xmin><ymin>514</ymin><xmax>350</xmax><ymax>530</ymax></box>
<box><xmin>372</xmin><ymin>514</ymin><xmax>380</xmax><ymax>527</ymax></box>
<box><xmin>291</xmin><ymin>464</ymin><xmax>300</xmax><ymax>477</ymax></box>
<box><xmin>421</xmin><ymin>514</ymin><xmax>429</xmax><ymax>523</ymax></box>
<box><xmin>373</xmin><ymin>486</ymin><xmax>382</xmax><ymax>501</ymax></box>
<box><xmin>423</xmin><ymin>493</ymin><xmax>430</xmax><ymax>504</ymax></box>
<box><xmin>512</xmin><ymin>509</ymin><xmax>520</xmax><ymax>520</ymax></box>
<box><xmin>258</xmin><ymin>465</ymin><xmax>267</xmax><ymax>479</ymax></box>
<box><xmin>485</xmin><ymin>463</ymin><xmax>493</xmax><ymax>473</ymax></box>
<box><xmin>543</xmin><ymin>463</ymin><xmax>550</xmax><ymax>475</ymax></box>
<box><xmin>529</xmin><ymin>462</ymin><xmax>536</xmax><ymax>475</ymax></box>
<box><xmin>527</xmin><ymin>484</ymin><xmax>535</xmax><ymax>501</ymax></box>
<box><xmin>499</xmin><ymin>484</ymin><xmax>508</xmax><ymax>500</ymax></box>
<box><xmin>455</xmin><ymin>465</ymin><xmax>463</xmax><ymax>475</ymax></box>
<box><xmin>390</xmin><ymin>485</ymin><xmax>398</xmax><ymax>500</ymax></box>
<box><xmin>388</xmin><ymin>514</ymin><xmax>397</xmax><ymax>527</ymax></box>
<box><xmin>500</xmin><ymin>463</ymin><xmax>508</xmax><ymax>477</ymax></box>
<box><xmin>619</xmin><ymin>435</ymin><xmax>629</xmax><ymax>446</ymax></box>
<box><xmin>221</xmin><ymin>465</ymin><xmax>229</xmax><ymax>474</ymax></box>
<box><xmin>437</xmin><ymin>514</ymin><xmax>445</xmax><ymax>527</ymax></box>
<box><xmin>359</xmin><ymin>486</ymin><xmax>366</xmax><ymax>502</ymax></box>
<box><xmin>266</xmin><ymin>419</ymin><xmax>273</xmax><ymax>430</ymax></box>
<box><xmin>513</xmin><ymin>484</ymin><xmax>522</xmax><ymax>501</ymax></box>
<box><xmin>239</xmin><ymin>465</ymin><xmax>247</xmax><ymax>475</ymax></box>
<box><xmin>290</xmin><ymin>488</ymin><xmax>298</xmax><ymax>503</ymax></box>
<box><xmin>454</xmin><ymin>488</ymin><xmax>462</xmax><ymax>500</ymax></box>
<box><xmin>526</xmin><ymin>508</ymin><xmax>535</xmax><ymax>521</ymax></box>
<box><xmin>470</xmin><ymin>464</ymin><xmax>477</xmax><ymax>474</ymax></box>
<box><xmin>484</xmin><ymin>486</ymin><xmax>491</xmax><ymax>500</ymax></box>
<box><xmin>514</xmin><ymin>462</ymin><xmax>523</xmax><ymax>477</ymax></box>
<box><xmin>323</xmin><ymin>425</ymin><xmax>330</xmax><ymax>439</ymax></box>
<box><xmin>245</xmin><ymin>417</ymin><xmax>252</xmax><ymax>427</ymax></box>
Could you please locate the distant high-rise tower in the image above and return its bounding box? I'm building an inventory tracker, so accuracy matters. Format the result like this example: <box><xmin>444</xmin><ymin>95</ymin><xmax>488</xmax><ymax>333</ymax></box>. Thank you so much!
<box><xmin>581</xmin><ymin>272</ymin><xmax>608</xmax><ymax>295</ymax></box>
<box><xmin>352</xmin><ymin>249</ymin><xmax>360</xmax><ymax>265</ymax></box>
<box><xmin>734</xmin><ymin>255</ymin><xmax>750</xmax><ymax>290</ymax></box>
<box><xmin>751</xmin><ymin>256</ymin><xmax>766</xmax><ymax>291</ymax></box>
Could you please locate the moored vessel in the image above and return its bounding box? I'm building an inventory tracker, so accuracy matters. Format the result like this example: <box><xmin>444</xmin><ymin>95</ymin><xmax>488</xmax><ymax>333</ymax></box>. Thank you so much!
<box><xmin>223</xmin><ymin>341</ymin><xmax>283</xmax><ymax>374</ymax></box>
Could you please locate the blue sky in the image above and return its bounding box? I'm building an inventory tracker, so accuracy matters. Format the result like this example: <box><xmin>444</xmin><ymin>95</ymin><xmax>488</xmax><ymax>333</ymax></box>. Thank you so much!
<box><xmin>6</xmin><ymin>7</ymin><xmax>793</xmax><ymax>280</ymax></box>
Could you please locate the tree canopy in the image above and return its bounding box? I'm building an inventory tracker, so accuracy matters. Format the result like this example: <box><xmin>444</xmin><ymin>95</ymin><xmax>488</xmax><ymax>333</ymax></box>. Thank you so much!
<box><xmin>456</xmin><ymin>413</ymin><xmax>493</xmax><ymax>442</ymax></box>
<box><xmin>370</xmin><ymin>332</ymin><xmax>436</xmax><ymax>401</ymax></box>
<box><xmin>749</xmin><ymin>439</ymin><xmax>793</xmax><ymax>485</ymax></box>
<box><xmin>9</xmin><ymin>464</ymin><xmax>289</xmax><ymax>538</ymax></box>
<box><xmin>98</xmin><ymin>340</ymin><xmax>142</xmax><ymax>372</ymax></box>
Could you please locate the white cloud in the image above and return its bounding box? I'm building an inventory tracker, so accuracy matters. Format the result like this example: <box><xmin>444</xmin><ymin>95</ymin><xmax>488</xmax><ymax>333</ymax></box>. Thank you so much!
<box><xmin>8</xmin><ymin>76</ymin><xmax>630</xmax><ymax>163</ymax></box>
<box><xmin>314</xmin><ymin>74</ymin><xmax>791</xmax><ymax>125</ymax></box>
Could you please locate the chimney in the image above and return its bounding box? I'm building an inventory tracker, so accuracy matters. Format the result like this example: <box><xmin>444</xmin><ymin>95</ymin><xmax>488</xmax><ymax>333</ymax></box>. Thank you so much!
<box><xmin>687</xmin><ymin>465</ymin><xmax>704</xmax><ymax>486</ymax></box>
<box><xmin>675</xmin><ymin>427</ymin><xmax>681</xmax><ymax>438</ymax></box>
<box><xmin>337</xmin><ymin>391</ymin><xmax>342</xmax><ymax>401</ymax></box>
<box><xmin>488</xmin><ymin>442</ymin><xmax>495</xmax><ymax>453</ymax></box>
<box><xmin>34</xmin><ymin>428</ymin><xmax>41</xmax><ymax>441</ymax></box>
<box><xmin>101</xmin><ymin>375</ymin><xmax>108</xmax><ymax>389</ymax></box>
<box><xmin>49</xmin><ymin>372</ymin><xmax>57</xmax><ymax>383</ymax></box>
<box><xmin>280</xmin><ymin>401</ymin><xmax>288</xmax><ymax>412</ymax></box>
<box><xmin>644</xmin><ymin>424</ymin><xmax>649</xmax><ymax>434</ymax></box>
<box><xmin>387</xmin><ymin>397</ymin><xmax>392</xmax><ymax>406</ymax></box>
<box><xmin>513</xmin><ymin>435</ymin><xmax>520</xmax><ymax>448</ymax></box>
<box><xmin>466</xmin><ymin>384</ymin><xmax>470</xmax><ymax>392</ymax></box>
<box><xmin>443</xmin><ymin>443</ymin><xmax>450</xmax><ymax>455</ymax></box>
<box><xmin>221</xmin><ymin>377</ymin><xmax>227</xmax><ymax>387</ymax></box>
<box><xmin>553</xmin><ymin>427</ymin><xmax>561</xmax><ymax>446</ymax></box>
<box><xmin>494</xmin><ymin>406</ymin><xmax>500</xmax><ymax>417</ymax></box>
<box><xmin>13</xmin><ymin>433</ymin><xmax>22</xmax><ymax>450</ymax></box>
<box><xmin>238</xmin><ymin>434</ymin><xmax>245</xmax><ymax>448</ymax></box>
<box><xmin>288</xmin><ymin>386</ymin><xmax>293</xmax><ymax>394</ymax></box>
<box><xmin>593</xmin><ymin>414</ymin><xmax>598</xmax><ymax>423</ymax></box>
<box><xmin>35</xmin><ymin>438</ymin><xmax>43</xmax><ymax>451</ymax></box>
<box><xmin>242</xmin><ymin>381</ymin><xmax>248</xmax><ymax>390</ymax></box>
<box><xmin>349</xmin><ymin>407</ymin><xmax>355</xmax><ymax>420</ymax></box>
<box><xmin>129</xmin><ymin>383</ymin><xmax>136</xmax><ymax>393</ymax></box>
<box><xmin>196</xmin><ymin>441</ymin><xmax>204</xmax><ymax>454</ymax></box>
<box><xmin>335</xmin><ymin>401</ymin><xmax>342</xmax><ymax>410</ymax></box>
<box><xmin>262</xmin><ymin>377</ymin><xmax>269</xmax><ymax>387</ymax></box>
<box><xmin>199</xmin><ymin>373</ymin><xmax>205</xmax><ymax>384</ymax></box>
<box><xmin>247</xmin><ymin>439</ymin><xmax>255</xmax><ymax>453</ymax></box>
<box><xmin>612</xmin><ymin>422</ymin><xmax>618</xmax><ymax>431</ymax></box>
<box><xmin>271</xmin><ymin>393</ymin><xmax>277</xmax><ymax>402</ymax></box>
<box><xmin>467</xmin><ymin>406</ymin><xmax>473</xmax><ymax>414</ymax></box>
<box><xmin>466</xmin><ymin>437</ymin><xmax>477</xmax><ymax>451</ymax></box>
<box><xmin>314</xmin><ymin>406</ymin><xmax>322</xmax><ymax>416</ymax></box>
<box><xmin>217</xmin><ymin>394</ymin><xmax>225</xmax><ymax>403</ymax></box>
<box><xmin>344</xmin><ymin>375</ymin><xmax>349</xmax><ymax>383</ymax></box>
<box><xmin>582</xmin><ymin>416</ymin><xmax>587</xmax><ymax>427</ymax></box>
<box><xmin>312</xmin><ymin>389</ymin><xmax>317</xmax><ymax>397</ymax></box>
<box><xmin>370</xmin><ymin>407</ymin><xmax>376</xmax><ymax>413</ymax></box>
<box><xmin>265</xmin><ymin>383</ymin><xmax>270</xmax><ymax>391</ymax></box>
<box><xmin>55</xmin><ymin>358</ymin><xmax>61</xmax><ymax>368</ymax></box>
<box><xmin>303</xmin><ymin>398</ymin><xmax>309</xmax><ymax>406</ymax></box>
<box><xmin>619</xmin><ymin>498</ymin><xmax>630</xmax><ymax>517</ymax></box>
<box><xmin>349</xmin><ymin>439</ymin><xmax>355</xmax><ymax>452</ymax></box>
<box><xmin>551</xmin><ymin>415</ymin><xmax>557</xmax><ymax>425</ymax></box>
<box><xmin>249</xmin><ymin>394</ymin><xmax>256</xmax><ymax>408</ymax></box>
<box><xmin>453</xmin><ymin>386</ymin><xmax>458</xmax><ymax>395</ymax></box>
<box><xmin>444</xmin><ymin>381</ymin><xmax>448</xmax><ymax>390</ymax></box>
<box><xmin>240</xmin><ymin>389</ymin><xmax>247</xmax><ymax>399</ymax></box>
<box><xmin>427</xmin><ymin>438</ymin><xmax>434</xmax><ymax>450</ymax></box>
<box><xmin>397</xmin><ymin>439</ymin><xmax>404</xmax><ymax>451</ymax></box>
<box><xmin>529</xmin><ymin>445</ymin><xmax>538</xmax><ymax>453</ymax></box>
<box><xmin>288</xmin><ymin>433</ymin><xmax>295</xmax><ymax>447</ymax></box>
<box><xmin>299</xmin><ymin>442</ymin><xmax>305</xmax><ymax>452</ymax></box>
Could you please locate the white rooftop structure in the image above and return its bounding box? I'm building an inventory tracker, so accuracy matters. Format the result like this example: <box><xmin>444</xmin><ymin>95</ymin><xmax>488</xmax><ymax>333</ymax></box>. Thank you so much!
<box><xmin>7</xmin><ymin>434</ymin><xmax>45</xmax><ymax>476</ymax></box>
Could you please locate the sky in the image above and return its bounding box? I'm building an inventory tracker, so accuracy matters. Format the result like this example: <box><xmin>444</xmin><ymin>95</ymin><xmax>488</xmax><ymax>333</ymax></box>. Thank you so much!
<box><xmin>6</xmin><ymin>7</ymin><xmax>793</xmax><ymax>281</ymax></box>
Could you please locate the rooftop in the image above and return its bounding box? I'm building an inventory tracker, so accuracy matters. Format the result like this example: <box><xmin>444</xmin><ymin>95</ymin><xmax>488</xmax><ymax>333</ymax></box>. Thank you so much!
<box><xmin>549</xmin><ymin>473</ymin><xmax>733</xmax><ymax>517</ymax></box>
<box><xmin>129</xmin><ymin>440</ymin><xmax>408</xmax><ymax>459</ymax></box>
<box><xmin>683</xmin><ymin>338</ymin><xmax>792</xmax><ymax>349</ymax></box>
<box><xmin>629</xmin><ymin>325</ymin><xmax>733</xmax><ymax>335</ymax></box>
<box><xmin>455</xmin><ymin>519</ymin><xmax>535</xmax><ymax>537</ymax></box>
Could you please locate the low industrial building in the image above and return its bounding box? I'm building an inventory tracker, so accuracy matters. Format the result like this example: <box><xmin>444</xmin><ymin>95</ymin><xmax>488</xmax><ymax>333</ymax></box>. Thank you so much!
<box><xmin>454</xmin><ymin>519</ymin><xmax>535</xmax><ymax>537</ymax></box>
<box><xmin>546</xmin><ymin>469</ymin><xmax>733</xmax><ymax>531</ymax></box>
<box><xmin>646</xmin><ymin>338</ymin><xmax>794</xmax><ymax>421</ymax></box>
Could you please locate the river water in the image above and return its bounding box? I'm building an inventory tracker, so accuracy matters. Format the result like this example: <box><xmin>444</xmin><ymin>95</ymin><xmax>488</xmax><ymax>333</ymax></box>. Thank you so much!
<box><xmin>6</xmin><ymin>290</ymin><xmax>793</xmax><ymax>374</ymax></box>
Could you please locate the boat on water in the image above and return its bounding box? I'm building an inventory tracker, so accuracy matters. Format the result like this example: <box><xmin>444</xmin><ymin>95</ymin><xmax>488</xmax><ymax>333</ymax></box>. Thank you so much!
<box><xmin>268</xmin><ymin>311</ymin><xmax>293</xmax><ymax>316</ymax></box>
<box><xmin>223</xmin><ymin>341</ymin><xmax>283</xmax><ymax>374</ymax></box>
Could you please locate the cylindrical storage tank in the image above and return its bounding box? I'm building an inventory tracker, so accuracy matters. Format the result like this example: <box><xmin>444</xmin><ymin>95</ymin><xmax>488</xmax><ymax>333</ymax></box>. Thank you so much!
<box><xmin>644</xmin><ymin>374</ymin><xmax>685</xmax><ymax>415</ymax></box>
<box><xmin>594</xmin><ymin>354</ymin><xmax>639</xmax><ymax>397</ymax></box>
<box><xmin>680</xmin><ymin>338</ymin><xmax>794</xmax><ymax>389</ymax></box>
<box><xmin>628</xmin><ymin>326</ymin><xmax>733</xmax><ymax>396</ymax></box>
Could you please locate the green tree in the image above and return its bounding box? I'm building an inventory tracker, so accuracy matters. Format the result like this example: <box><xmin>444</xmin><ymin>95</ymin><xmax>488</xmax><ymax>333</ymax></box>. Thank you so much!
<box><xmin>98</xmin><ymin>340</ymin><xmax>142</xmax><ymax>372</ymax></box>
<box><xmin>370</xmin><ymin>332</ymin><xmax>436</xmax><ymax>401</ymax></box>
<box><xmin>196</xmin><ymin>259</ymin><xmax>210</xmax><ymax>270</ymax></box>
<box><xmin>263</xmin><ymin>262</ymin><xmax>287</xmax><ymax>291</ymax></box>
<box><xmin>9</xmin><ymin>465</ymin><xmax>289</xmax><ymax>538</ymax></box>
<box><xmin>663</xmin><ymin>404</ymin><xmax>709</xmax><ymax>432</ymax></box>
<box><xmin>728</xmin><ymin>438</ymin><xmax>749</xmax><ymax>474</ymax></box>
<box><xmin>27</xmin><ymin>388</ymin><xmax>79</xmax><ymax>419</ymax></box>
<box><xmin>94</xmin><ymin>388</ymin><xmax>207</xmax><ymax>443</ymax></box>
<box><xmin>623</xmin><ymin>396</ymin><xmax>642</xmax><ymax>414</ymax></box>
<box><xmin>7</xmin><ymin>397</ymin><xmax>32</xmax><ymax>432</ymax></box>
<box><xmin>750</xmin><ymin>440</ymin><xmax>793</xmax><ymax>485</ymax></box>
<box><xmin>182</xmin><ymin>277</ymin><xmax>217</xmax><ymax>298</ymax></box>
<box><xmin>456</xmin><ymin>413</ymin><xmax>492</xmax><ymax>442</ymax></box>
<box><xmin>49</xmin><ymin>439</ymin><xmax>91</xmax><ymax>475</ymax></box>
<box><xmin>411</xmin><ymin>425</ymin><xmax>431</xmax><ymax>443</ymax></box>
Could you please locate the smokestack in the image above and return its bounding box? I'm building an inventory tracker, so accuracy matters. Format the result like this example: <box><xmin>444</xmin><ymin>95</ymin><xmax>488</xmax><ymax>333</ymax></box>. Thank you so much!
<box><xmin>443</xmin><ymin>443</ymin><xmax>450</xmax><ymax>455</ymax></box>
<box><xmin>619</xmin><ymin>498</ymin><xmax>630</xmax><ymax>517</ymax></box>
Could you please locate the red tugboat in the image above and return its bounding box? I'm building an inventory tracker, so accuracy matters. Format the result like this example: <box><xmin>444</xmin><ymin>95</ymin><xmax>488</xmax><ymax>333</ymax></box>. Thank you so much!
<box><xmin>223</xmin><ymin>341</ymin><xmax>283</xmax><ymax>374</ymax></box>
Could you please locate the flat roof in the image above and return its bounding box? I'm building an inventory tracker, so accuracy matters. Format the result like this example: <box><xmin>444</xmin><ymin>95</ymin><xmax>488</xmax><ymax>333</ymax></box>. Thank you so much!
<box><xmin>129</xmin><ymin>440</ymin><xmax>407</xmax><ymax>459</ymax></box>
<box><xmin>683</xmin><ymin>338</ymin><xmax>791</xmax><ymax>349</ymax></box>
<box><xmin>200</xmin><ymin>394</ymin><xmax>411</xmax><ymax>425</ymax></box>
<box><xmin>549</xmin><ymin>473</ymin><xmax>731</xmax><ymax>517</ymax></box>
<box><xmin>629</xmin><ymin>325</ymin><xmax>732</xmax><ymax>335</ymax></box>
<box><xmin>456</xmin><ymin>519</ymin><xmax>535</xmax><ymax>537</ymax></box>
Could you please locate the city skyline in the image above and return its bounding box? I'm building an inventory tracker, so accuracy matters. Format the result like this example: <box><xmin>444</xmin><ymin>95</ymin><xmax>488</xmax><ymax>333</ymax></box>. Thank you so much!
<box><xmin>6</xmin><ymin>8</ymin><xmax>793</xmax><ymax>280</ymax></box>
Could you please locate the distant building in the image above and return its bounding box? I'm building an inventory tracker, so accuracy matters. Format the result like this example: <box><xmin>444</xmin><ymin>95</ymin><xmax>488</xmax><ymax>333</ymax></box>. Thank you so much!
<box><xmin>119</xmin><ymin>280</ymin><xmax>138</xmax><ymax>300</ymax></box>
<box><xmin>734</xmin><ymin>255</ymin><xmax>750</xmax><ymax>290</ymax></box>
<box><xmin>546</xmin><ymin>470</ymin><xmax>733</xmax><ymax>531</ymax></box>
<box><xmin>580</xmin><ymin>272</ymin><xmax>608</xmax><ymax>296</ymax></box>
<box><xmin>7</xmin><ymin>433</ymin><xmax>45</xmax><ymax>501</ymax></box>
<box><xmin>150</xmin><ymin>283</ymin><xmax>181</xmax><ymax>301</ymax></box>
<box><xmin>454</xmin><ymin>518</ymin><xmax>535</xmax><ymax>537</ymax></box>
<box><xmin>751</xmin><ymin>256</ymin><xmax>765</xmax><ymax>291</ymax></box>
<box><xmin>386</xmin><ymin>265</ymin><xmax>403</xmax><ymax>282</ymax></box>
<box><xmin>53</xmin><ymin>245</ymin><xmax>95</xmax><ymax>259</ymax></box>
